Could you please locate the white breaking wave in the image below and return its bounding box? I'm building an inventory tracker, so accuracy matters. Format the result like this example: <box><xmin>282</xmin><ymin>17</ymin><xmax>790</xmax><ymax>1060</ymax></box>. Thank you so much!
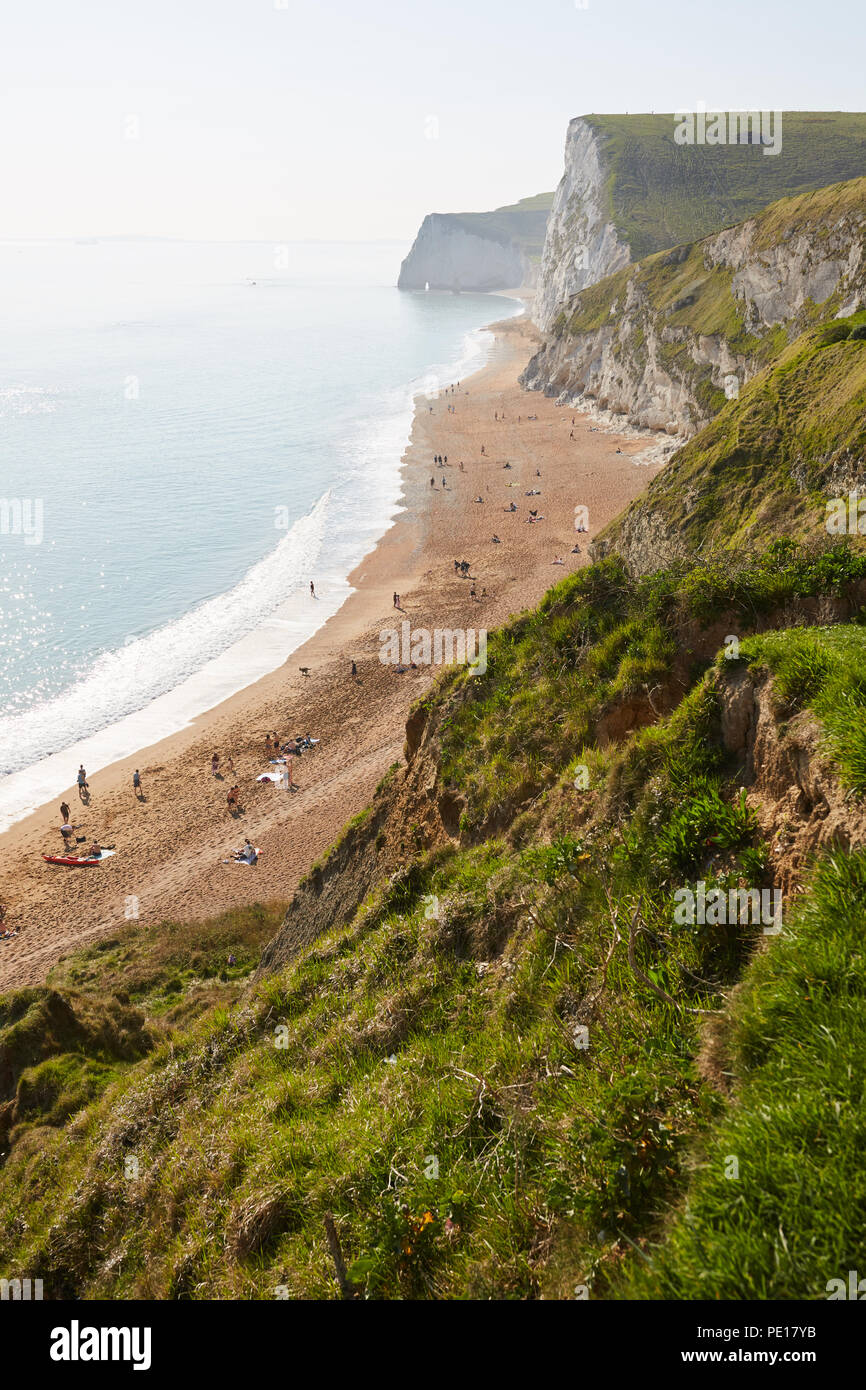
<box><xmin>0</xmin><ymin>491</ymin><xmax>330</xmax><ymax>778</ymax></box>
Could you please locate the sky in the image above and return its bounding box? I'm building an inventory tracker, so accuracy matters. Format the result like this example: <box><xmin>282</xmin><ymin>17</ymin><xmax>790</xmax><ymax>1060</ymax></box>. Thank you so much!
<box><xmin>1</xmin><ymin>0</ymin><xmax>863</xmax><ymax>243</ymax></box>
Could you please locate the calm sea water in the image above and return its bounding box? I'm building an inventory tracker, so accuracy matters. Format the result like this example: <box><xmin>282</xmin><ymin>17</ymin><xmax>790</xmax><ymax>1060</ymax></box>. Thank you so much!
<box><xmin>0</xmin><ymin>239</ymin><xmax>519</xmax><ymax>828</ymax></box>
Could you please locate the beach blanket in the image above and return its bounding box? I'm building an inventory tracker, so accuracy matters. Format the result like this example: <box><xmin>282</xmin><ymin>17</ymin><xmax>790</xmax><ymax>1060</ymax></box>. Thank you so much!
<box><xmin>221</xmin><ymin>848</ymin><xmax>262</xmax><ymax>865</ymax></box>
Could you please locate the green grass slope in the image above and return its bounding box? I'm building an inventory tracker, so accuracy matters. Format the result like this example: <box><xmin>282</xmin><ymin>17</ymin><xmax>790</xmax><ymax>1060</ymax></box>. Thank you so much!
<box><xmin>619</xmin><ymin>846</ymin><xmax>866</xmax><ymax>1300</ymax></box>
<box><xmin>585</xmin><ymin>112</ymin><xmax>866</xmax><ymax>262</ymax></box>
<box><xmin>2</xmin><ymin>546</ymin><xmax>866</xmax><ymax>1299</ymax></box>
<box><xmin>599</xmin><ymin>309</ymin><xmax>866</xmax><ymax>566</ymax></box>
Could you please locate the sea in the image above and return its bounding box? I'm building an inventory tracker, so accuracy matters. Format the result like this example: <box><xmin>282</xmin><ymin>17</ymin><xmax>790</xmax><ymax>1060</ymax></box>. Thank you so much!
<box><xmin>0</xmin><ymin>238</ymin><xmax>521</xmax><ymax>832</ymax></box>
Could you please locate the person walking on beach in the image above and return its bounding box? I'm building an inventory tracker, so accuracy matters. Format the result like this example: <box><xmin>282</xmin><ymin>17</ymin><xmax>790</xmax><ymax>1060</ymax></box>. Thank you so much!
<box><xmin>351</xmin><ymin>660</ymin><xmax>358</xmax><ymax>679</ymax></box>
<box><xmin>77</xmin><ymin>765</ymin><xmax>88</xmax><ymax>800</ymax></box>
<box><xmin>132</xmin><ymin>769</ymin><xmax>143</xmax><ymax>799</ymax></box>
<box><xmin>310</xmin><ymin>581</ymin><xmax>316</xmax><ymax>598</ymax></box>
<box><xmin>211</xmin><ymin>752</ymin><xmax>220</xmax><ymax>777</ymax></box>
<box><xmin>60</xmin><ymin>800</ymin><xmax>70</xmax><ymax>824</ymax></box>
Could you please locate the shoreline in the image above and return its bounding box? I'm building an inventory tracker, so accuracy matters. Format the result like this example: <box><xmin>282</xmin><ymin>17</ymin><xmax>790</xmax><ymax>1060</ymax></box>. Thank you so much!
<box><xmin>0</xmin><ymin>298</ymin><xmax>522</xmax><ymax>836</ymax></box>
<box><xmin>0</xmin><ymin>312</ymin><xmax>664</xmax><ymax>990</ymax></box>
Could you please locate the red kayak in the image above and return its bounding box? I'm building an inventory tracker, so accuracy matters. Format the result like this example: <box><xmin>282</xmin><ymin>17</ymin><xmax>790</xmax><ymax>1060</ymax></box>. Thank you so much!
<box><xmin>42</xmin><ymin>849</ymin><xmax>115</xmax><ymax>867</ymax></box>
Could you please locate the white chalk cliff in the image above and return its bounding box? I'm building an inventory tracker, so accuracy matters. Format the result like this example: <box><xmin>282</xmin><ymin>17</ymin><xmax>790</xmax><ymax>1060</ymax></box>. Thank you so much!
<box><xmin>523</xmin><ymin>199</ymin><xmax>866</xmax><ymax>440</ymax></box>
<box><xmin>398</xmin><ymin>215</ymin><xmax>527</xmax><ymax>292</ymax></box>
<box><xmin>532</xmin><ymin>118</ymin><xmax>631</xmax><ymax>332</ymax></box>
<box><xmin>398</xmin><ymin>195</ymin><xmax>553</xmax><ymax>293</ymax></box>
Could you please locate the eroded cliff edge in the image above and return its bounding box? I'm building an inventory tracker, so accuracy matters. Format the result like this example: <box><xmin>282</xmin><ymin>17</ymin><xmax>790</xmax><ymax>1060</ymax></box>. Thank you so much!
<box><xmin>523</xmin><ymin>179</ymin><xmax>866</xmax><ymax>442</ymax></box>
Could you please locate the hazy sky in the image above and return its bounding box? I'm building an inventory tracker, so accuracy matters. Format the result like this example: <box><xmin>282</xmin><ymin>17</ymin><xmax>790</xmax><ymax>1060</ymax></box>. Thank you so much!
<box><xmin>2</xmin><ymin>0</ymin><xmax>863</xmax><ymax>242</ymax></box>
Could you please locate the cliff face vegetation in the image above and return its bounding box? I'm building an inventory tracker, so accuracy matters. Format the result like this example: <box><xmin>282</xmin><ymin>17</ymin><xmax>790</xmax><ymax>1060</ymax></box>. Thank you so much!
<box><xmin>533</xmin><ymin>113</ymin><xmax>866</xmax><ymax>331</ymax></box>
<box><xmin>4</xmin><ymin>180</ymin><xmax>866</xmax><ymax>1303</ymax></box>
<box><xmin>524</xmin><ymin>178</ymin><xmax>866</xmax><ymax>440</ymax></box>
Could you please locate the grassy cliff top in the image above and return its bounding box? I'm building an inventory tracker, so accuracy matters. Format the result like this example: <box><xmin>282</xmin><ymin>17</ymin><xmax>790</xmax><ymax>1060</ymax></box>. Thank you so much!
<box><xmin>582</xmin><ymin>112</ymin><xmax>866</xmax><ymax>261</ymax></box>
<box><xmin>445</xmin><ymin>192</ymin><xmax>554</xmax><ymax>254</ymax></box>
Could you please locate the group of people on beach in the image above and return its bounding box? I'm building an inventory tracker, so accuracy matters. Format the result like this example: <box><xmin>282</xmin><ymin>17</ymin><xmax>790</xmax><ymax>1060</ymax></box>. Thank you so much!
<box><xmin>426</xmin><ymin>386</ymin><xmax>590</xmax><ymax>603</ymax></box>
<box><xmin>57</xmin><ymin>796</ymin><xmax>105</xmax><ymax>859</ymax></box>
<box><xmin>211</xmin><ymin>752</ymin><xmax>235</xmax><ymax>778</ymax></box>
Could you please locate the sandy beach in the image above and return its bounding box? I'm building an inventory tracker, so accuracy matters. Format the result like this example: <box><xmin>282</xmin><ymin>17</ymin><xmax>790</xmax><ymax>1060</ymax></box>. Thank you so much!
<box><xmin>0</xmin><ymin>312</ymin><xmax>664</xmax><ymax>990</ymax></box>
